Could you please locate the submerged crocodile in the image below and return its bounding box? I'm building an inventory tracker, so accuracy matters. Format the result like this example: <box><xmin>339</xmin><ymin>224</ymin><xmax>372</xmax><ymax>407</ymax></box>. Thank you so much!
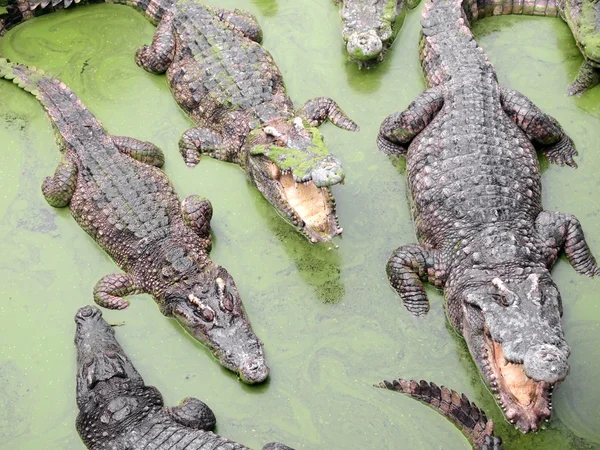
<box><xmin>333</xmin><ymin>0</ymin><xmax>421</xmax><ymax>66</ymax></box>
<box><xmin>75</xmin><ymin>305</ymin><xmax>294</xmax><ymax>449</ymax></box>
<box><xmin>1</xmin><ymin>58</ymin><xmax>269</xmax><ymax>384</ymax></box>
<box><xmin>377</xmin><ymin>0</ymin><xmax>600</xmax><ymax>432</ymax></box>
<box><xmin>0</xmin><ymin>0</ymin><xmax>359</xmax><ymax>243</ymax></box>
<box><xmin>379</xmin><ymin>378</ymin><xmax>503</xmax><ymax>450</ymax></box>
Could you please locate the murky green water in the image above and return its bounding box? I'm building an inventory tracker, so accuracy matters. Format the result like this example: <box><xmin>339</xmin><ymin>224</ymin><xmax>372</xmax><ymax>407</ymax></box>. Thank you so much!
<box><xmin>0</xmin><ymin>2</ymin><xmax>599</xmax><ymax>449</ymax></box>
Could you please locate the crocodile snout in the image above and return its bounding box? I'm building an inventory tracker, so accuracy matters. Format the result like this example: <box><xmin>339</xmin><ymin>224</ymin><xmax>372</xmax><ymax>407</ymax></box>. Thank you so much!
<box><xmin>75</xmin><ymin>305</ymin><xmax>103</xmax><ymax>323</ymax></box>
<box><xmin>239</xmin><ymin>358</ymin><xmax>270</xmax><ymax>384</ymax></box>
<box><xmin>346</xmin><ymin>30</ymin><xmax>383</xmax><ymax>61</ymax></box>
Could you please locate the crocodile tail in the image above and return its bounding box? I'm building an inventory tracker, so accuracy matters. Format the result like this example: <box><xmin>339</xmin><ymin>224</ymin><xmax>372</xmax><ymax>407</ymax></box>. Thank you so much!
<box><xmin>378</xmin><ymin>378</ymin><xmax>504</xmax><ymax>450</ymax></box>
<box><xmin>107</xmin><ymin>0</ymin><xmax>176</xmax><ymax>24</ymax></box>
<box><xmin>0</xmin><ymin>57</ymin><xmax>45</xmax><ymax>97</ymax></box>
<box><xmin>0</xmin><ymin>0</ymin><xmax>174</xmax><ymax>35</ymax></box>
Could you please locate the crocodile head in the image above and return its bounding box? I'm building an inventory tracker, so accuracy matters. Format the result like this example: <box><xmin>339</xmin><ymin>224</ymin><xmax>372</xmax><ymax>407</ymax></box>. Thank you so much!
<box><xmin>74</xmin><ymin>306</ymin><xmax>145</xmax><ymax>409</ymax></box>
<box><xmin>564</xmin><ymin>0</ymin><xmax>600</xmax><ymax>66</ymax></box>
<box><xmin>455</xmin><ymin>271</ymin><xmax>569</xmax><ymax>432</ymax></box>
<box><xmin>246</xmin><ymin>117</ymin><xmax>343</xmax><ymax>243</ymax></box>
<box><xmin>165</xmin><ymin>264</ymin><xmax>269</xmax><ymax>384</ymax></box>
<box><xmin>339</xmin><ymin>0</ymin><xmax>401</xmax><ymax>65</ymax></box>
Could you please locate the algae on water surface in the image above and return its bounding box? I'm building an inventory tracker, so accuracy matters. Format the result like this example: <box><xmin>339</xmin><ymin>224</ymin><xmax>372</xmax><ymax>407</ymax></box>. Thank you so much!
<box><xmin>0</xmin><ymin>2</ymin><xmax>599</xmax><ymax>449</ymax></box>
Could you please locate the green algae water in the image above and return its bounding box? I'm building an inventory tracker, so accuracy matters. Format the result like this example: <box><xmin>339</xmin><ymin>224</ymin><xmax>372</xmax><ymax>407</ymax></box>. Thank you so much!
<box><xmin>0</xmin><ymin>2</ymin><xmax>599</xmax><ymax>449</ymax></box>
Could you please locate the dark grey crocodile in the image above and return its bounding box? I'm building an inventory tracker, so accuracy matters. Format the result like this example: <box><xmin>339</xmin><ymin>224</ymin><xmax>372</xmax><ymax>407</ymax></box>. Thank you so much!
<box><xmin>0</xmin><ymin>0</ymin><xmax>359</xmax><ymax>243</ymax></box>
<box><xmin>333</xmin><ymin>0</ymin><xmax>421</xmax><ymax>66</ymax></box>
<box><xmin>377</xmin><ymin>0</ymin><xmax>600</xmax><ymax>432</ymax></box>
<box><xmin>75</xmin><ymin>305</ymin><xmax>294</xmax><ymax>450</ymax></box>
<box><xmin>0</xmin><ymin>58</ymin><xmax>269</xmax><ymax>384</ymax></box>
<box><xmin>379</xmin><ymin>378</ymin><xmax>503</xmax><ymax>450</ymax></box>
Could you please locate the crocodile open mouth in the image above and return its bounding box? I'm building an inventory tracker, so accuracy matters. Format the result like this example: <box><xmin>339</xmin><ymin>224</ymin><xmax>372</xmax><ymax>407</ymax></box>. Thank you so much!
<box><xmin>269</xmin><ymin>162</ymin><xmax>341</xmax><ymax>242</ymax></box>
<box><xmin>481</xmin><ymin>328</ymin><xmax>553</xmax><ymax>432</ymax></box>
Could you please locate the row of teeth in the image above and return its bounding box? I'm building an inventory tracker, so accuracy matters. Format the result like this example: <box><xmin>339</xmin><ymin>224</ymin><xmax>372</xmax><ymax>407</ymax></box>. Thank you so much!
<box><xmin>482</xmin><ymin>345</ymin><xmax>555</xmax><ymax>426</ymax></box>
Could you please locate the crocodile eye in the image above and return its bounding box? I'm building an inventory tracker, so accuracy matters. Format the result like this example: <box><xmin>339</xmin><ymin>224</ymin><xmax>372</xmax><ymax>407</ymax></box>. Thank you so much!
<box><xmin>220</xmin><ymin>293</ymin><xmax>234</xmax><ymax>312</ymax></box>
<box><xmin>194</xmin><ymin>305</ymin><xmax>215</xmax><ymax>322</ymax></box>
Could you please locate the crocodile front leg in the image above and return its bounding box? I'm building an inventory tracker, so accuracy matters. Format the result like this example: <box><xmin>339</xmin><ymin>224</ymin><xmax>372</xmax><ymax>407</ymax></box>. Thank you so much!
<box><xmin>536</xmin><ymin>211</ymin><xmax>600</xmax><ymax>276</ymax></box>
<box><xmin>386</xmin><ymin>244</ymin><xmax>447</xmax><ymax>316</ymax></box>
<box><xmin>182</xmin><ymin>195</ymin><xmax>212</xmax><ymax>241</ymax></box>
<box><xmin>41</xmin><ymin>156</ymin><xmax>77</xmax><ymax>207</ymax></box>
<box><xmin>135</xmin><ymin>13</ymin><xmax>175</xmax><ymax>74</ymax></box>
<box><xmin>215</xmin><ymin>7</ymin><xmax>263</xmax><ymax>42</ymax></box>
<box><xmin>567</xmin><ymin>60</ymin><xmax>600</xmax><ymax>96</ymax></box>
<box><xmin>376</xmin><ymin>86</ymin><xmax>444</xmax><ymax>156</ymax></box>
<box><xmin>179</xmin><ymin>127</ymin><xmax>231</xmax><ymax>166</ymax></box>
<box><xmin>500</xmin><ymin>87</ymin><xmax>578</xmax><ymax>167</ymax></box>
<box><xmin>111</xmin><ymin>136</ymin><xmax>165</xmax><ymax>167</ymax></box>
<box><xmin>93</xmin><ymin>273</ymin><xmax>142</xmax><ymax>310</ymax></box>
<box><xmin>297</xmin><ymin>97</ymin><xmax>360</xmax><ymax>131</ymax></box>
<box><xmin>167</xmin><ymin>397</ymin><xmax>216</xmax><ymax>431</ymax></box>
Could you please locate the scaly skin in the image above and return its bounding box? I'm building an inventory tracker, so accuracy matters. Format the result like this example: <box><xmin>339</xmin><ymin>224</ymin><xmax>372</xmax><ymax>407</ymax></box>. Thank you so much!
<box><xmin>379</xmin><ymin>378</ymin><xmax>503</xmax><ymax>450</ymax></box>
<box><xmin>74</xmin><ymin>306</ymin><xmax>294</xmax><ymax>449</ymax></box>
<box><xmin>1</xmin><ymin>58</ymin><xmax>269</xmax><ymax>384</ymax></box>
<box><xmin>333</xmin><ymin>0</ymin><xmax>422</xmax><ymax>66</ymax></box>
<box><xmin>377</xmin><ymin>0</ymin><xmax>600</xmax><ymax>432</ymax></box>
<box><xmin>137</xmin><ymin>0</ymin><xmax>360</xmax><ymax>243</ymax></box>
<box><xmin>0</xmin><ymin>0</ymin><xmax>360</xmax><ymax>243</ymax></box>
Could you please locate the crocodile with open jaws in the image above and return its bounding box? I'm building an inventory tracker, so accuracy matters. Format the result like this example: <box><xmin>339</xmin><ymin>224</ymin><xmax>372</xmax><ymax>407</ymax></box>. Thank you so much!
<box><xmin>0</xmin><ymin>58</ymin><xmax>269</xmax><ymax>384</ymax></box>
<box><xmin>379</xmin><ymin>378</ymin><xmax>503</xmax><ymax>449</ymax></box>
<box><xmin>332</xmin><ymin>0</ymin><xmax>422</xmax><ymax>66</ymax></box>
<box><xmin>377</xmin><ymin>0</ymin><xmax>600</xmax><ymax>432</ymax></box>
<box><xmin>75</xmin><ymin>305</ymin><xmax>293</xmax><ymax>449</ymax></box>
<box><xmin>0</xmin><ymin>0</ymin><xmax>359</xmax><ymax>243</ymax></box>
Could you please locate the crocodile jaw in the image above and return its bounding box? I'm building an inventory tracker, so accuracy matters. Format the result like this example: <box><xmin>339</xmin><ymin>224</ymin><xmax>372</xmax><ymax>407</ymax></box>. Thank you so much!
<box><xmin>479</xmin><ymin>328</ymin><xmax>555</xmax><ymax>433</ymax></box>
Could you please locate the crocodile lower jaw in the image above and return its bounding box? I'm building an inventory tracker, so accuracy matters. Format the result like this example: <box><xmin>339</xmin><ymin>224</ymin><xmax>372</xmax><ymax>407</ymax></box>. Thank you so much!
<box><xmin>482</xmin><ymin>329</ymin><xmax>553</xmax><ymax>432</ymax></box>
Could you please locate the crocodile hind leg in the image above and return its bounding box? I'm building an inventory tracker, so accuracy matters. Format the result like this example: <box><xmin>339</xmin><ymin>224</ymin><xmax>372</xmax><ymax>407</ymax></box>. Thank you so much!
<box><xmin>500</xmin><ymin>87</ymin><xmax>578</xmax><ymax>167</ymax></box>
<box><xmin>93</xmin><ymin>273</ymin><xmax>141</xmax><ymax>310</ymax></box>
<box><xmin>111</xmin><ymin>136</ymin><xmax>165</xmax><ymax>167</ymax></box>
<box><xmin>167</xmin><ymin>397</ymin><xmax>216</xmax><ymax>431</ymax></box>
<box><xmin>179</xmin><ymin>127</ymin><xmax>230</xmax><ymax>166</ymax></box>
<box><xmin>386</xmin><ymin>244</ymin><xmax>447</xmax><ymax>316</ymax></box>
<box><xmin>567</xmin><ymin>60</ymin><xmax>600</xmax><ymax>96</ymax></box>
<box><xmin>215</xmin><ymin>7</ymin><xmax>263</xmax><ymax>42</ymax></box>
<box><xmin>135</xmin><ymin>13</ymin><xmax>175</xmax><ymax>74</ymax></box>
<box><xmin>297</xmin><ymin>97</ymin><xmax>360</xmax><ymax>132</ymax></box>
<box><xmin>376</xmin><ymin>86</ymin><xmax>444</xmax><ymax>156</ymax></box>
<box><xmin>41</xmin><ymin>156</ymin><xmax>77</xmax><ymax>207</ymax></box>
<box><xmin>182</xmin><ymin>195</ymin><xmax>213</xmax><ymax>251</ymax></box>
<box><xmin>536</xmin><ymin>211</ymin><xmax>600</xmax><ymax>276</ymax></box>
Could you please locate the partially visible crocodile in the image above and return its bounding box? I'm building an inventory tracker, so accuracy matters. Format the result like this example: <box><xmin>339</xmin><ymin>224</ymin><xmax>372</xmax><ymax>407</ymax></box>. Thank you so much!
<box><xmin>379</xmin><ymin>378</ymin><xmax>503</xmax><ymax>450</ymax></box>
<box><xmin>75</xmin><ymin>305</ymin><xmax>294</xmax><ymax>449</ymax></box>
<box><xmin>333</xmin><ymin>0</ymin><xmax>422</xmax><ymax>66</ymax></box>
<box><xmin>377</xmin><ymin>0</ymin><xmax>600</xmax><ymax>432</ymax></box>
<box><xmin>0</xmin><ymin>0</ymin><xmax>359</xmax><ymax>243</ymax></box>
<box><xmin>1</xmin><ymin>58</ymin><xmax>270</xmax><ymax>384</ymax></box>
<box><xmin>460</xmin><ymin>0</ymin><xmax>600</xmax><ymax>94</ymax></box>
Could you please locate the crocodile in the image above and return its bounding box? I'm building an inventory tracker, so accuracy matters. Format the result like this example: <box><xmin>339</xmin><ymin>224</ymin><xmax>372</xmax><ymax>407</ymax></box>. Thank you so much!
<box><xmin>0</xmin><ymin>58</ymin><xmax>269</xmax><ymax>384</ymax></box>
<box><xmin>378</xmin><ymin>378</ymin><xmax>503</xmax><ymax>450</ymax></box>
<box><xmin>462</xmin><ymin>0</ymin><xmax>600</xmax><ymax>95</ymax></box>
<box><xmin>75</xmin><ymin>305</ymin><xmax>294</xmax><ymax>450</ymax></box>
<box><xmin>333</xmin><ymin>0</ymin><xmax>422</xmax><ymax>66</ymax></box>
<box><xmin>0</xmin><ymin>0</ymin><xmax>359</xmax><ymax>243</ymax></box>
<box><xmin>377</xmin><ymin>0</ymin><xmax>600</xmax><ymax>432</ymax></box>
